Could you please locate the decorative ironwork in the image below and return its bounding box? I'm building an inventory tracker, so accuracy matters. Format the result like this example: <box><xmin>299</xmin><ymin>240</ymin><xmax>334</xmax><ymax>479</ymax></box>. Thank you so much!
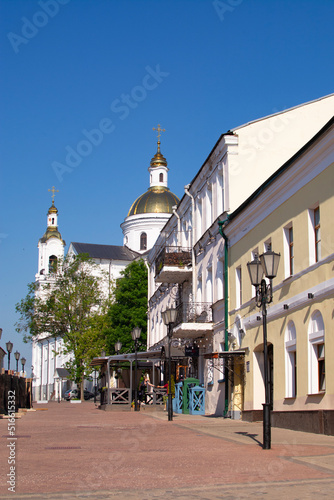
<box><xmin>155</xmin><ymin>246</ymin><xmax>192</xmax><ymax>277</ymax></box>
<box><xmin>174</xmin><ymin>302</ymin><xmax>213</xmax><ymax>326</ymax></box>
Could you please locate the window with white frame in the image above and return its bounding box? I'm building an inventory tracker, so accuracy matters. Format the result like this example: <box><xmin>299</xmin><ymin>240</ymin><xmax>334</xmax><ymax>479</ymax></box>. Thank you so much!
<box><xmin>308</xmin><ymin>205</ymin><xmax>321</xmax><ymax>265</ymax></box>
<box><xmin>236</xmin><ymin>266</ymin><xmax>242</xmax><ymax>309</ymax></box>
<box><xmin>308</xmin><ymin>310</ymin><xmax>325</xmax><ymax>394</ymax></box>
<box><xmin>283</xmin><ymin>224</ymin><xmax>294</xmax><ymax>278</ymax></box>
<box><xmin>285</xmin><ymin>321</ymin><xmax>296</xmax><ymax>398</ymax></box>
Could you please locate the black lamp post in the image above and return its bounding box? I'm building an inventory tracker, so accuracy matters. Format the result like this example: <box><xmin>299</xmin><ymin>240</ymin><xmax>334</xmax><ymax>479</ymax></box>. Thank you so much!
<box><xmin>114</xmin><ymin>340</ymin><xmax>122</xmax><ymax>389</ymax></box>
<box><xmin>162</xmin><ymin>307</ymin><xmax>178</xmax><ymax>422</ymax></box>
<box><xmin>21</xmin><ymin>357</ymin><xmax>26</xmax><ymax>375</ymax></box>
<box><xmin>6</xmin><ymin>341</ymin><xmax>13</xmax><ymax>371</ymax></box>
<box><xmin>131</xmin><ymin>327</ymin><xmax>141</xmax><ymax>411</ymax></box>
<box><xmin>247</xmin><ymin>250</ymin><xmax>280</xmax><ymax>450</ymax></box>
<box><xmin>14</xmin><ymin>351</ymin><xmax>20</xmax><ymax>373</ymax></box>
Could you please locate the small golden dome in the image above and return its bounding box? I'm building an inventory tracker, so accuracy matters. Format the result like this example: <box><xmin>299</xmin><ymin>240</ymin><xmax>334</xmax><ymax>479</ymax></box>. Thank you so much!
<box><xmin>128</xmin><ymin>186</ymin><xmax>179</xmax><ymax>216</ymax></box>
<box><xmin>150</xmin><ymin>141</ymin><xmax>167</xmax><ymax>168</ymax></box>
<box><xmin>48</xmin><ymin>201</ymin><xmax>58</xmax><ymax>214</ymax></box>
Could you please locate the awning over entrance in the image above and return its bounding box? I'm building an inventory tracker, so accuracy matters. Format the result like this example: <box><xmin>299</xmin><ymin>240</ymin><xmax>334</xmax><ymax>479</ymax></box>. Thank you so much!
<box><xmin>204</xmin><ymin>349</ymin><xmax>247</xmax><ymax>359</ymax></box>
<box><xmin>54</xmin><ymin>367</ymin><xmax>70</xmax><ymax>379</ymax></box>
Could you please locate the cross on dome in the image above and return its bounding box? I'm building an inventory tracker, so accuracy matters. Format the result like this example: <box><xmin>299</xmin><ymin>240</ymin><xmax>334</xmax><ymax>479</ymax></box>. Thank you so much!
<box><xmin>152</xmin><ymin>124</ymin><xmax>166</xmax><ymax>141</ymax></box>
<box><xmin>48</xmin><ymin>186</ymin><xmax>59</xmax><ymax>203</ymax></box>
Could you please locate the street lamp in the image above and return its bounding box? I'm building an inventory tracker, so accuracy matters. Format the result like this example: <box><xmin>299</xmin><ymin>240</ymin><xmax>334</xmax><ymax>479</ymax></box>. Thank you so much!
<box><xmin>131</xmin><ymin>327</ymin><xmax>141</xmax><ymax>411</ymax></box>
<box><xmin>247</xmin><ymin>250</ymin><xmax>280</xmax><ymax>450</ymax></box>
<box><xmin>21</xmin><ymin>357</ymin><xmax>26</xmax><ymax>375</ymax></box>
<box><xmin>6</xmin><ymin>341</ymin><xmax>13</xmax><ymax>371</ymax></box>
<box><xmin>14</xmin><ymin>351</ymin><xmax>20</xmax><ymax>373</ymax></box>
<box><xmin>162</xmin><ymin>307</ymin><xmax>178</xmax><ymax>422</ymax></box>
<box><xmin>114</xmin><ymin>341</ymin><xmax>122</xmax><ymax>390</ymax></box>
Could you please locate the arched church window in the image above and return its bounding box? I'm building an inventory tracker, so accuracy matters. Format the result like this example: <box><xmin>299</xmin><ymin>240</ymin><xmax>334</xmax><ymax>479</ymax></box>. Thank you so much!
<box><xmin>49</xmin><ymin>255</ymin><xmax>57</xmax><ymax>274</ymax></box>
<box><xmin>159</xmin><ymin>173</ymin><xmax>164</xmax><ymax>182</ymax></box>
<box><xmin>140</xmin><ymin>233</ymin><xmax>147</xmax><ymax>251</ymax></box>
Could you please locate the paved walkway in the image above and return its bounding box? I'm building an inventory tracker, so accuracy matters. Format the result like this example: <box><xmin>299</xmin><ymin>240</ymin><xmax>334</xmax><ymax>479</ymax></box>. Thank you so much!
<box><xmin>1</xmin><ymin>401</ymin><xmax>334</xmax><ymax>499</ymax></box>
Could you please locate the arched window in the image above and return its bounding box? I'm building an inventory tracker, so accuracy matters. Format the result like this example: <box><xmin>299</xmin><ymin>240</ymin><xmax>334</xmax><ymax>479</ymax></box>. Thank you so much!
<box><xmin>159</xmin><ymin>173</ymin><xmax>163</xmax><ymax>182</ymax></box>
<box><xmin>140</xmin><ymin>232</ymin><xmax>147</xmax><ymax>251</ymax></box>
<box><xmin>285</xmin><ymin>321</ymin><xmax>296</xmax><ymax>397</ymax></box>
<box><xmin>308</xmin><ymin>310</ymin><xmax>325</xmax><ymax>394</ymax></box>
<box><xmin>49</xmin><ymin>255</ymin><xmax>57</xmax><ymax>274</ymax></box>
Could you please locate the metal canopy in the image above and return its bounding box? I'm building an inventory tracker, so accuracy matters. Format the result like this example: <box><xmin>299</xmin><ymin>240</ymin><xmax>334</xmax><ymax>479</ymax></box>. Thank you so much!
<box><xmin>90</xmin><ymin>350</ymin><xmax>162</xmax><ymax>367</ymax></box>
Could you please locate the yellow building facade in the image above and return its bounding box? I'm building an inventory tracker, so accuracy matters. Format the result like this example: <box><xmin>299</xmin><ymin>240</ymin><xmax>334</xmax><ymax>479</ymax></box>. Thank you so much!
<box><xmin>226</xmin><ymin>117</ymin><xmax>334</xmax><ymax>433</ymax></box>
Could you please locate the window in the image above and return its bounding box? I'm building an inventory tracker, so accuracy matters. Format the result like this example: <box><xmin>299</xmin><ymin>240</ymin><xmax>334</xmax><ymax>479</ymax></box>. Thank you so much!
<box><xmin>159</xmin><ymin>173</ymin><xmax>163</xmax><ymax>182</ymax></box>
<box><xmin>288</xmin><ymin>227</ymin><xmax>294</xmax><ymax>275</ymax></box>
<box><xmin>236</xmin><ymin>266</ymin><xmax>242</xmax><ymax>308</ymax></box>
<box><xmin>284</xmin><ymin>225</ymin><xmax>294</xmax><ymax>277</ymax></box>
<box><xmin>308</xmin><ymin>206</ymin><xmax>321</xmax><ymax>265</ymax></box>
<box><xmin>285</xmin><ymin>321</ymin><xmax>297</xmax><ymax>397</ymax></box>
<box><xmin>314</xmin><ymin>207</ymin><xmax>320</xmax><ymax>263</ymax></box>
<box><xmin>308</xmin><ymin>310</ymin><xmax>325</xmax><ymax>394</ymax></box>
<box><xmin>140</xmin><ymin>232</ymin><xmax>147</xmax><ymax>251</ymax></box>
<box><xmin>48</xmin><ymin>255</ymin><xmax>57</xmax><ymax>274</ymax></box>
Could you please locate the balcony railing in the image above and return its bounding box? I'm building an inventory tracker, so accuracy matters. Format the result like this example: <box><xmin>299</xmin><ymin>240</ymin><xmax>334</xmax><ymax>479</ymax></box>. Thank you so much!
<box><xmin>155</xmin><ymin>246</ymin><xmax>192</xmax><ymax>277</ymax></box>
<box><xmin>174</xmin><ymin>302</ymin><xmax>213</xmax><ymax>325</ymax></box>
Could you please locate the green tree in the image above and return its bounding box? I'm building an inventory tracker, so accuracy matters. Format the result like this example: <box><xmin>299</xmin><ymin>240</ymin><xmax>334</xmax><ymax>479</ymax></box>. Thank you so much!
<box><xmin>15</xmin><ymin>253</ymin><xmax>108</xmax><ymax>400</ymax></box>
<box><xmin>105</xmin><ymin>259</ymin><xmax>148</xmax><ymax>354</ymax></box>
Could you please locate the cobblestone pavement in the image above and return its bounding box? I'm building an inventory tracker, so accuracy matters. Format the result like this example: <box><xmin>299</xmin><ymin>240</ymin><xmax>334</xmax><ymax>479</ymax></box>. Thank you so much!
<box><xmin>1</xmin><ymin>402</ymin><xmax>334</xmax><ymax>499</ymax></box>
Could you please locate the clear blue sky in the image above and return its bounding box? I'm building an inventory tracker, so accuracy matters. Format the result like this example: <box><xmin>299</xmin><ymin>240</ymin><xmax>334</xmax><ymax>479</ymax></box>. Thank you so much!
<box><xmin>1</xmin><ymin>0</ymin><xmax>333</xmax><ymax>371</ymax></box>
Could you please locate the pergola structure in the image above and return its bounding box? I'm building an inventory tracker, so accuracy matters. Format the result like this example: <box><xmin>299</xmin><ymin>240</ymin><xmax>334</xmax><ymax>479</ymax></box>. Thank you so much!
<box><xmin>90</xmin><ymin>350</ymin><xmax>165</xmax><ymax>409</ymax></box>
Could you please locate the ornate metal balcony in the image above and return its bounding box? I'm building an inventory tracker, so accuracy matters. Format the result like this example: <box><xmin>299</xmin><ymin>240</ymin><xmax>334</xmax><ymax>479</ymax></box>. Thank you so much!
<box><xmin>155</xmin><ymin>246</ymin><xmax>192</xmax><ymax>283</ymax></box>
<box><xmin>172</xmin><ymin>302</ymin><xmax>213</xmax><ymax>338</ymax></box>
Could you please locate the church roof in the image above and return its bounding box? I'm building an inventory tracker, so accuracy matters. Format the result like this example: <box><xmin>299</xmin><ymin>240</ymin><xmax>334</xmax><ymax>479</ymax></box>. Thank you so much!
<box><xmin>127</xmin><ymin>186</ymin><xmax>180</xmax><ymax>216</ymax></box>
<box><xmin>70</xmin><ymin>242</ymin><xmax>139</xmax><ymax>261</ymax></box>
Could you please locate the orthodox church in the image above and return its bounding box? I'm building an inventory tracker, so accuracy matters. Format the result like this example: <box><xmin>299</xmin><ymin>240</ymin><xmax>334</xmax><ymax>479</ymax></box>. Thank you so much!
<box><xmin>31</xmin><ymin>127</ymin><xmax>179</xmax><ymax>401</ymax></box>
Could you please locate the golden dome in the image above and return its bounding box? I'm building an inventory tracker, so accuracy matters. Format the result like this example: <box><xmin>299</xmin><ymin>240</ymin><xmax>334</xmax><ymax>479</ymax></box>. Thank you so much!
<box><xmin>40</xmin><ymin>227</ymin><xmax>65</xmax><ymax>244</ymax></box>
<box><xmin>128</xmin><ymin>186</ymin><xmax>179</xmax><ymax>216</ymax></box>
<box><xmin>48</xmin><ymin>201</ymin><xmax>58</xmax><ymax>214</ymax></box>
<box><xmin>150</xmin><ymin>141</ymin><xmax>167</xmax><ymax>168</ymax></box>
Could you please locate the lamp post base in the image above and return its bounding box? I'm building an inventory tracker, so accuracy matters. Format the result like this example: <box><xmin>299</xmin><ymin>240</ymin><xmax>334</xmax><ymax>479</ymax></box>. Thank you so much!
<box><xmin>168</xmin><ymin>393</ymin><xmax>173</xmax><ymax>421</ymax></box>
<box><xmin>262</xmin><ymin>403</ymin><xmax>271</xmax><ymax>449</ymax></box>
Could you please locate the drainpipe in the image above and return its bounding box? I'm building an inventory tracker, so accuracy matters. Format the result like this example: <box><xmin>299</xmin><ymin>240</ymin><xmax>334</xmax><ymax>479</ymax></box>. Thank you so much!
<box><xmin>144</xmin><ymin>260</ymin><xmax>151</xmax><ymax>348</ymax></box>
<box><xmin>184</xmin><ymin>185</ymin><xmax>196</xmax><ymax>305</ymax></box>
<box><xmin>172</xmin><ymin>205</ymin><xmax>181</xmax><ymax>249</ymax></box>
<box><xmin>218</xmin><ymin>217</ymin><xmax>229</xmax><ymax>417</ymax></box>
